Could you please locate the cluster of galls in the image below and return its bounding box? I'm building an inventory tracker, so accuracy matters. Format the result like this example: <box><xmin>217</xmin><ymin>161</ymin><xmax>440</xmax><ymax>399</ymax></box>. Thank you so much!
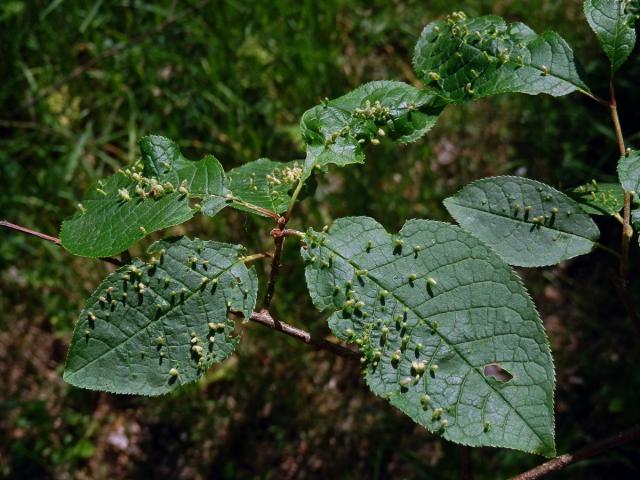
<box><xmin>89</xmin><ymin>247</ymin><xmax>247</xmax><ymax>381</ymax></box>
<box><xmin>265</xmin><ymin>163</ymin><xmax>303</xmax><ymax>187</ymax></box>
<box><xmin>308</xmin><ymin>233</ymin><xmax>455</xmax><ymax>433</ymax></box>
<box><xmin>367</xmin><ymin>312</ymin><xmax>449</xmax><ymax>433</ymax></box>
<box><xmin>425</xmin><ymin>12</ymin><xmax>540</xmax><ymax>98</ymax></box>
<box><xmin>575</xmin><ymin>178</ymin><xmax>623</xmax><ymax>206</ymax></box>
<box><xmin>510</xmin><ymin>190</ymin><xmax>569</xmax><ymax>229</ymax></box>
<box><xmin>118</xmin><ymin>166</ymin><xmax>188</xmax><ymax>201</ymax></box>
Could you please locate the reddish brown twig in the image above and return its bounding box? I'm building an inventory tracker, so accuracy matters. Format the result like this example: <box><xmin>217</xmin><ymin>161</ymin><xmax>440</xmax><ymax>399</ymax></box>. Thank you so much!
<box><xmin>248</xmin><ymin>309</ymin><xmax>358</xmax><ymax>359</ymax></box>
<box><xmin>1</xmin><ymin>220</ymin><xmax>61</xmax><ymax>245</ymax></box>
<box><xmin>511</xmin><ymin>424</ymin><xmax>640</xmax><ymax>480</ymax></box>
<box><xmin>262</xmin><ymin>217</ymin><xmax>288</xmax><ymax>310</ymax></box>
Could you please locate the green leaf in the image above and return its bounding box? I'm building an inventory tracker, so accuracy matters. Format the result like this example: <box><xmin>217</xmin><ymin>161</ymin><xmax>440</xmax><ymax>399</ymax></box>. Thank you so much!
<box><xmin>302</xmin><ymin>217</ymin><xmax>555</xmax><ymax>456</ymax></box>
<box><xmin>443</xmin><ymin>176</ymin><xmax>600</xmax><ymax>267</ymax></box>
<box><xmin>61</xmin><ymin>136</ymin><xmax>231</xmax><ymax>258</ymax></box>
<box><xmin>632</xmin><ymin>209</ymin><xmax>640</xmax><ymax>233</ymax></box>
<box><xmin>139</xmin><ymin>135</ymin><xmax>229</xmax><ymax>217</ymax></box>
<box><xmin>60</xmin><ymin>172</ymin><xmax>195</xmax><ymax>258</ymax></box>
<box><xmin>63</xmin><ymin>237</ymin><xmax>258</xmax><ymax>396</ymax></box>
<box><xmin>618</xmin><ymin>150</ymin><xmax>640</xmax><ymax>194</ymax></box>
<box><xmin>300</xmin><ymin>80</ymin><xmax>443</xmax><ymax>177</ymax></box>
<box><xmin>413</xmin><ymin>12</ymin><xmax>589</xmax><ymax>103</ymax></box>
<box><xmin>227</xmin><ymin>158</ymin><xmax>303</xmax><ymax>215</ymax></box>
<box><xmin>569</xmin><ymin>180</ymin><xmax>624</xmax><ymax>215</ymax></box>
<box><xmin>584</xmin><ymin>0</ymin><xmax>637</xmax><ymax>72</ymax></box>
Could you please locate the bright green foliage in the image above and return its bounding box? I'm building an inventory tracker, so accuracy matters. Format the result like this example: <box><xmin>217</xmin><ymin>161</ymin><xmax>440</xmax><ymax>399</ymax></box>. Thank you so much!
<box><xmin>570</xmin><ymin>181</ymin><xmax>624</xmax><ymax>215</ymax></box>
<box><xmin>584</xmin><ymin>0</ymin><xmax>637</xmax><ymax>72</ymax></box>
<box><xmin>617</xmin><ymin>150</ymin><xmax>640</xmax><ymax>194</ymax></box>
<box><xmin>300</xmin><ymin>81</ymin><xmax>442</xmax><ymax>177</ymax></box>
<box><xmin>228</xmin><ymin>158</ymin><xmax>303</xmax><ymax>215</ymax></box>
<box><xmin>59</xmin><ymin>172</ymin><xmax>195</xmax><ymax>258</ymax></box>
<box><xmin>63</xmin><ymin>237</ymin><xmax>258</xmax><ymax>395</ymax></box>
<box><xmin>302</xmin><ymin>217</ymin><xmax>555</xmax><ymax>456</ymax></box>
<box><xmin>413</xmin><ymin>12</ymin><xmax>589</xmax><ymax>103</ymax></box>
<box><xmin>443</xmin><ymin>177</ymin><xmax>600</xmax><ymax>267</ymax></box>
<box><xmin>139</xmin><ymin>135</ymin><xmax>229</xmax><ymax>217</ymax></box>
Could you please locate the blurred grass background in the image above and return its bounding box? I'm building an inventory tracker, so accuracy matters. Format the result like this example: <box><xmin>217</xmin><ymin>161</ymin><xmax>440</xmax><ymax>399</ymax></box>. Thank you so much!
<box><xmin>1</xmin><ymin>0</ymin><xmax>640</xmax><ymax>478</ymax></box>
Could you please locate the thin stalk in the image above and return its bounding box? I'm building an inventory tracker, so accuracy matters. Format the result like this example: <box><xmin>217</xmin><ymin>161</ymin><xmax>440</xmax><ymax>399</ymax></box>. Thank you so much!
<box><xmin>285</xmin><ymin>178</ymin><xmax>306</xmax><ymax>221</ymax></box>
<box><xmin>511</xmin><ymin>424</ymin><xmax>640</xmax><ymax>480</ymax></box>
<box><xmin>609</xmin><ymin>80</ymin><xmax>633</xmax><ymax>282</ymax></box>
<box><xmin>280</xmin><ymin>228</ymin><xmax>305</xmax><ymax>239</ymax></box>
<box><xmin>1</xmin><ymin>220</ymin><xmax>61</xmax><ymax>245</ymax></box>
<box><xmin>262</xmin><ymin>219</ymin><xmax>286</xmax><ymax>310</ymax></box>
<box><xmin>241</xmin><ymin>252</ymin><xmax>273</xmax><ymax>263</ymax></box>
<box><xmin>595</xmin><ymin>242</ymin><xmax>621</xmax><ymax>259</ymax></box>
<box><xmin>230</xmin><ymin>196</ymin><xmax>280</xmax><ymax>220</ymax></box>
<box><xmin>580</xmin><ymin>89</ymin><xmax>609</xmax><ymax>108</ymax></box>
<box><xmin>248</xmin><ymin>309</ymin><xmax>359</xmax><ymax>359</ymax></box>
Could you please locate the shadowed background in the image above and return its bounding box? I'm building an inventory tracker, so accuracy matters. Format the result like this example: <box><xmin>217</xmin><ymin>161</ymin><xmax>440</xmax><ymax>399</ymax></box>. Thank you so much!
<box><xmin>1</xmin><ymin>0</ymin><xmax>639</xmax><ymax>478</ymax></box>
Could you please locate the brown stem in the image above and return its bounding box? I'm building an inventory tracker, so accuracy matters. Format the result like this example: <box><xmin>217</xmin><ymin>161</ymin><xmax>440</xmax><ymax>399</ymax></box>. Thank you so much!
<box><xmin>262</xmin><ymin>217</ymin><xmax>288</xmax><ymax>310</ymax></box>
<box><xmin>1</xmin><ymin>220</ymin><xmax>61</xmax><ymax>245</ymax></box>
<box><xmin>609</xmin><ymin>80</ymin><xmax>633</xmax><ymax>283</ymax></box>
<box><xmin>510</xmin><ymin>424</ymin><xmax>640</xmax><ymax>480</ymax></box>
<box><xmin>1</xmin><ymin>219</ymin><xmax>123</xmax><ymax>266</ymax></box>
<box><xmin>248</xmin><ymin>309</ymin><xmax>359</xmax><ymax>359</ymax></box>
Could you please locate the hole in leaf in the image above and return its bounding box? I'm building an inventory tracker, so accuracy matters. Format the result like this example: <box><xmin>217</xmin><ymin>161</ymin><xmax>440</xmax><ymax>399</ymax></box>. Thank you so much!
<box><xmin>483</xmin><ymin>363</ymin><xmax>513</xmax><ymax>383</ymax></box>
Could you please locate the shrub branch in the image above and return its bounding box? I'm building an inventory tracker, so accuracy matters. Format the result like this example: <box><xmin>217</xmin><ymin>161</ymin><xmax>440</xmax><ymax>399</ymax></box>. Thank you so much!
<box><xmin>511</xmin><ymin>424</ymin><xmax>640</xmax><ymax>480</ymax></box>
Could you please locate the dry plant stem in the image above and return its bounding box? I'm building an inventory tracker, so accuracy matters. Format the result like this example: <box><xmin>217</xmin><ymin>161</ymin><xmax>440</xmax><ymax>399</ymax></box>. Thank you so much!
<box><xmin>511</xmin><ymin>424</ymin><xmax>640</xmax><ymax>480</ymax></box>
<box><xmin>609</xmin><ymin>80</ymin><xmax>632</xmax><ymax>282</ymax></box>
<box><xmin>0</xmin><ymin>220</ymin><xmax>123</xmax><ymax>266</ymax></box>
<box><xmin>249</xmin><ymin>309</ymin><xmax>359</xmax><ymax>359</ymax></box>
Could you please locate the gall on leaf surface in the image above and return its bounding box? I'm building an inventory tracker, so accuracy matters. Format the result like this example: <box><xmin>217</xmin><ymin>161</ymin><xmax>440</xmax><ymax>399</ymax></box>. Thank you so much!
<box><xmin>569</xmin><ymin>181</ymin><xmax>624</xmax><ymax>216</ymax></box>
<box><xmin>139</xmin><ymin>135</ymin><xmax>229</xmax><ymax>216</ymax></box>
<box><xmin>63</xmin><ymin>237</ymin><xmax>258</xmax><ymax>396</ymax></box>
<box><xmin>584</xmin><ymin>0</ymin><xmax>638</xmax><ymax>72</ymax></box>
<box><xmin>413</xmin><ymin>12</ymin><xmax>589</xmax><ymax>103</ymax></box>
<box><xmin>302</xmin><ymin>216</ymin><xmax>556</xmax><ymax>456</ymax></box>
<box><xmin>444</xmin><ymin>176</ymin><xmax>600</xmax><ymax>267</ymax></box>
<box><xmin>300</xmin><ymin>80</ymin><xmax>443</xmax><ymax>178</ymax></box>
<box><xmin>60</xmin><ymin>172</ymin><xmax>194</xmax><ymax>258</ymax></box>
